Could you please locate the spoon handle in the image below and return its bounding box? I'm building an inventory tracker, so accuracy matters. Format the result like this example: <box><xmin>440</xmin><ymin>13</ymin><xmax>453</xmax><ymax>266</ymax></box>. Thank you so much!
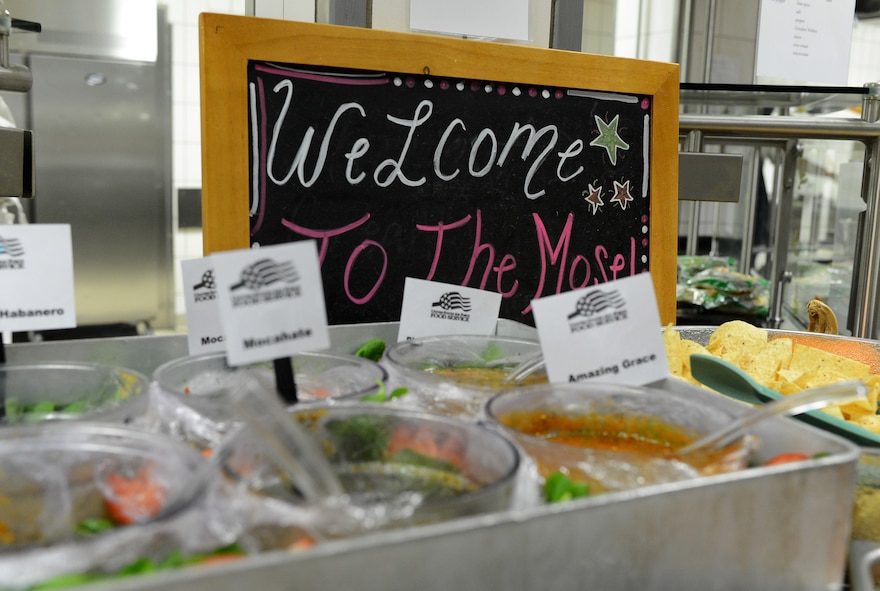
<box><xmin>678</xmin><ymin>380</ymin><xmax>867</xmax><ymax>455</ymax></box>
<box><xmin>502</xmin><ymin>350</ymin><xmax>546</xmax><ymax>385</ymax></box>
<box><xmin>224</xmin><ymin>374</ymin><xmax>345</xmax><ymax>500</ymax></box>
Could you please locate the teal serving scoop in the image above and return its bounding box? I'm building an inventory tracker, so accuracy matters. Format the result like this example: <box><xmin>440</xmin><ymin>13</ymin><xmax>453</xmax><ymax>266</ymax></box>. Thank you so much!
<box><xmin>689</xmin><ymin>354</ymin><xmax>772</xmax><ymax>405</ymax></box>
<box><xmin>689</xmin><ymin>353</ymin><xmax>880</xmax><ymax>448</ymax></box>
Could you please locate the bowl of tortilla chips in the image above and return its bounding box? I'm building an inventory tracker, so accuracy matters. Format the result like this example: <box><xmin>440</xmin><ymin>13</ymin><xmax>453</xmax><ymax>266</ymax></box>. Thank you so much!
<box><xmin>664</xmin><ymin>320</ymin><xmax>880</xmax><ymax>446</ymax></box>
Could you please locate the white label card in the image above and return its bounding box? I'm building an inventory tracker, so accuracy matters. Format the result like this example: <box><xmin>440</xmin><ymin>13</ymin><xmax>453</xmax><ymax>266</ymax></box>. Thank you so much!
<box><xmin>397</xmin><ymin>277</ymin><xmax>502</xmax><ymax>342</ymax></box>
<box><xmin>410</xmin><ymin>0</ymin><xmax>529</xmax><ymax>41</ymax></box>
<box><xmin>212</xmin><ymin>241</ymin><xmax>330</xmax><ymax>366</ymax></box>
<box><xmin>755</xmin><ymin>0</ymin><xmax>855</xmax><ymax>85</ymax></box>
<box><xmin>531</xmin><ymin>273</ymin><xmax>669</xmax><ymax>386</ymax></box>
<box><xmin>181</xmin><ymin>257</ymin><xmax>225</xmax><ymax>355</ymax></box>
<box><xmin>0</xmin><ymin>224</ymin><xmax>77</xmax><ymax>331</ymax></box>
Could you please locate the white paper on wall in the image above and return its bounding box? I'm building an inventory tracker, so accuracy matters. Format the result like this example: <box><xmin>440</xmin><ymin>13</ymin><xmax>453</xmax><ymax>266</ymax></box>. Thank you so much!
<box><xmin>755</xmin><ymin>0</ymin><xmax>856</xmax><ymax>86</ymax></box>
<box><xmin>410</xmin><ymin>0</ymin><xmax>529</xmax><ymax>41</ymax></box>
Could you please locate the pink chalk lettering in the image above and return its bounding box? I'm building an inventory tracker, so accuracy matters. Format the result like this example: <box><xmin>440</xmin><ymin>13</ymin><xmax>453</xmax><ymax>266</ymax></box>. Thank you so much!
<box><xmin>281</xmin><ymin>215</ymin><xmax>371</xmax><ymax>263</ymax></box>
<box><xmin>462</xmin><ymin>209</ymin><xmax>496</xmax><ymax>290</ymax></box>
<box><xmin>416</xmin><ymin>214</ymin><xmax>472</xmax><ymax>280</ymax></box>
<box><xmin>344</xmin><ymin>239</ymin><xmax>388</xmax><ymax>304</ymax></box>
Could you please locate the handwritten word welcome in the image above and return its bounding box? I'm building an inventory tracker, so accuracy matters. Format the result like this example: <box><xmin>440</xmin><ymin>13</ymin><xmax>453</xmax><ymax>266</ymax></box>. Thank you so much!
<box><xmin>266</xmin><ymin>83</ymin><xmax>597</xmax><ymax>200</ymax></box>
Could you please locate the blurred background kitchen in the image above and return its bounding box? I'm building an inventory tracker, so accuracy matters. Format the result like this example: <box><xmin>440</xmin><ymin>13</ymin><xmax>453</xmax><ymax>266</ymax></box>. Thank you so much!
<box><xmin>0</xmin><ymin>0</ymin><xmax>878</xmax><ymax>339</ymax></box>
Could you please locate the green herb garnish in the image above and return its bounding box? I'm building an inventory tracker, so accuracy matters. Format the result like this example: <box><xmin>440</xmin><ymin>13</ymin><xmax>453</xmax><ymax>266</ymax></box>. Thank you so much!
<box><xmin>390</xmin><ymin>448</ymin><xmax>460</xmax><ymax>474</ymax></box>
<box><xmin>544</xmin><ymin>471</ymin><xmax>590</xmax><ymax>503</ymax></box>
<box><xmin>75</xmin><ymin>518</ymin><xmax>115</xmax><ymax>536</ymax></box>
<box><xmin>354</xmin><ymin>338</ymin><xmax>386</xmax><ymax>362</ymax></box>
<box><xmin>325</xmin><ymin>415</ymin><xmax>391</xmax><ymax>462</ymax></box>
<box><xmin>361</xmin><ymin>380</ymin><xmax>409</xmax><ymax>403</ymax></box>
<box><xmin>480</xmin><ymin>343</ymin><xmax>504</xmax><ymax>363</ymax></box>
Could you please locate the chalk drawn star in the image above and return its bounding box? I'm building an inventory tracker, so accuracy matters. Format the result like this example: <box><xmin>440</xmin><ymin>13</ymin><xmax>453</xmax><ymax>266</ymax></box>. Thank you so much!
<box><xmin>589</xmin><ymin>114</ymin><xmax>629</xmax><ymax>165</ymax></box>
<box><xmin>610</xmin><ymin>179</ymin><xmax>634</xmax><ymax>210</ymax></box>
<box><xmin>582</xmin><ymin>183</ymin><xmax>604</xmax><ymax>214</ymax></box>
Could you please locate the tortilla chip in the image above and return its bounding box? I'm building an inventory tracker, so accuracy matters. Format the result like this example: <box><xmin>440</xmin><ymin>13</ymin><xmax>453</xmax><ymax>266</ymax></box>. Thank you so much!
<box><xmin>740</xmin><ymin>338</ymin><xmax>793</xmax><ymax>387</ymax></box>
<box><xmin>794</xmin><ymin>368</ymin><xmax>849</xmax><ymax>391</ymax></box>
<box><xmin>776</xmin><ymin>368</ymin><xmax>803</xmax><ymax>385</ymax></box>
<box><xmin>663</xmin><ymin>325</ymin><xmax>684</xmax><ymax>377</ymax></box>
<box><xmin>841</xmin><ymin>401</ymin><xmax>877</xmax><ymax>420</ymax></box>
<box><xmin>770</xmin><ymin>379</ymin><xmax>803</xmax><ymax>396</ymax></box>
<box><xmin>680</xmin><ymin>339</ymin><xmax>710</xmax><ymax>375</ymax></box>
<box><xmin>821</xmin><ymin>404</ymin><xmax>846</xmax><ymax>420</ymax></box>
<box><xmin>864</xmin><ymin>375</ymin><xmax>880</xmax><ymax>410</ymax></box>
<box><xmin>853</xmin><ymin>413</ymin><xmax>880</xmax><ymax>435</ymax></box>
<box><xmin>706</xmin><ymin>321</ymin><xmax>767</xmax><ymax>365</ymax></box>
<box><xmin>789</xmin><ymin>343</ymin><xmax>871</xmax><ymax>381</ymax></box>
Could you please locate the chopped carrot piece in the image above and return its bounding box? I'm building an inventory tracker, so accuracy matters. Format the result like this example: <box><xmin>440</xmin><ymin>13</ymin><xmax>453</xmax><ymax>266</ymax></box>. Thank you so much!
<box><xmin>289</xmin><ymin>537</ymin><xmax>315</xmax><ymax>552</ymax></box>
<box><xmin>103</xmin><ymin>465</ymin><xmax>168</xmax><ymax>525</ymax></box>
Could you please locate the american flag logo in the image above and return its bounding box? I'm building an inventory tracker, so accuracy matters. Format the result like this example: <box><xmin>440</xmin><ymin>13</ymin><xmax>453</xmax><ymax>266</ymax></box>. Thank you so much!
<box><xmin>567</xmin><ymin>289</ymin><xmax>625</xmax><ymax>319</ymax></box>
<box><xmin>230</xmin><ymin>258</ymin><xmax>298</xmax><ymax>291</ymax></box>
<box><xmin>0</xmin><ymin>236</ymin><xmax>24</xmax><ymax>257</ymax></box>
<box><xmin>432</xmin><ymin>291</ymin><xmax>472</xmax><ymax>312</ymax></box>
<box><xmin>193</xmin><ymin>269</ymin><xmax>215</xmax><ymax>291</ymax></box>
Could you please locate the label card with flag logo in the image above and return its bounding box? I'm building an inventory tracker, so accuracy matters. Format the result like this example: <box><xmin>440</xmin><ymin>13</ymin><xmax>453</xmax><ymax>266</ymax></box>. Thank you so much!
<box><xmin>397</xmin><ymin>277</ymin><xmax>502</xmax><ymax>341</ymax></box>
<box><xmin>181</xmin><ymin>257</ymin><xmax>225</xmax><ymax>355</ymax></box>
<box><xmin>211</xmin><ymin>241</ymin><xmax>330</xmax><ymax>366</ymax></box>
<box><xmin>0</xmin><ymin>224</ymin><xmax>77</xmax><ymax>331</ymax></box>
<box><xmin>530</xmin><ymin>272</ymin><xmax>669</xmax><ymax>386</ymax></box>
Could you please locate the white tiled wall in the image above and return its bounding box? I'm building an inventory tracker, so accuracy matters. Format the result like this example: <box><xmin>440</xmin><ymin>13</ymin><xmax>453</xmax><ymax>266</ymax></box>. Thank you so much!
<box><xmin>851</xmin><ymin>18</ymin><xmax>880</xmax><ymax>86</ymax></box>
<box><xmin>163</xmin><ymin>0</ymin><xmax>880</xmax><ymax>330</ymax></box>
<box><xmin>163</xmin><ymin>0</ymin><xmax>246</xmax><ymax>329</ymax></box>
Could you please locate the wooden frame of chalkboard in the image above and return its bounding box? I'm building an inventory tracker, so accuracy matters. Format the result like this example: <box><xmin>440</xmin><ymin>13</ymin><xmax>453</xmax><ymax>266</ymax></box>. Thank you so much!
<box><xmin>199</xmin><ymin>13</ymin><xmax>679</xmax><ymax>326</ymax></box>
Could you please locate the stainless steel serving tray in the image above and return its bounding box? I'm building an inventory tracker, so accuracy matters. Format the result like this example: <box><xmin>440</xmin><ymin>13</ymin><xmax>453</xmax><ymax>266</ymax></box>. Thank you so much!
<box><xmin>5</xmin><ymin>322</ymin><xmax>863</xmax><ymax>591</ymax></box>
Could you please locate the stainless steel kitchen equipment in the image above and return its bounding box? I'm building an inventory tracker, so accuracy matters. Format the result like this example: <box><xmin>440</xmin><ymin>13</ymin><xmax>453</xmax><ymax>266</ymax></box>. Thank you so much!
<box><xmin>0</xmin><ymin>0</ymin><xmax>174</xmax><ymax>335</ymax></box>
<box><xmin>0</xmin><ymin>10</ymin><xmax>36</xmax><ymax>210</ymax></box>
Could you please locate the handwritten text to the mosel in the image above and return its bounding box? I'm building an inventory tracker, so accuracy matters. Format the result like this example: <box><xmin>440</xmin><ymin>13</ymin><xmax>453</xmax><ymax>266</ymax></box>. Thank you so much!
<box><xmin>248</xmin><ymin>62</ymin><xmax>651</xmax><ymax>324</ymax></box>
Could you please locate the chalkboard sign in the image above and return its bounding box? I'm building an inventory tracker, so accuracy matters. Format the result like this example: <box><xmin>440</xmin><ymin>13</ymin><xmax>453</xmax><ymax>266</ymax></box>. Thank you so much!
<box><xmin>199</xmin><ymin>14</ymin><xmax>680</xmax><ymax>326</ymax></box>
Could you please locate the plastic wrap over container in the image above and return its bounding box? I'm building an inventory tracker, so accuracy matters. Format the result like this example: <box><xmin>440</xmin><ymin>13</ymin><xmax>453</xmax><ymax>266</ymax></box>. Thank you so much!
<box><xmin>220</xmin><ymin>401</ymin><xmax>526</xmax><ymax>533</ymax></box>
<box><xmin>0</xmin><ymin>422</ymin><xmax>341</xmax><ymax>590</ymax></box>
<box><xmin>0</xmin><ymin>361</ymin><xmax>150</xmax><ymax>425</ymax></box>
<box><xmin>485</xmin><ymin>382</ymin><xmax>755</xmax><ymax>493</ymax></box>
<box><xmin>148</xmin><ymin>351</ymin><xmax>388</xmax><ymax>449</ymax></box>
<box><xmin>381</xmin><ymin>334</ymin><xmax>546</xmax><ymax>418</ymax></box>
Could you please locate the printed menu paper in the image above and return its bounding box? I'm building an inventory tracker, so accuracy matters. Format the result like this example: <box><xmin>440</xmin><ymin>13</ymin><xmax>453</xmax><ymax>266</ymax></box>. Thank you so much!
<box><xmin>410</xmin><ymin>0</ymin><xmax>529</xmax><ymax>41</ymax></box>
<box><xmin>0</xmin><ymin>224</ymin><xmax>76</xmax><ymax>331</ymax></box>
<box><xmin>398</xmin><ymin>277</ymin><xmax>502</xmax><ymax>341</ymax></box>
<box><xmin>531</xmin><ymin>273</ymin><xmax>669</xmax><ymax>386</ymax></box>
<box><xmin>755</xmin><ymin>0</ymin><xmax>856</xmax><ymax>85</ymax></box>
<box><xmin>212</xmin><ymin>241</ymin><xmax>330</xmax><ymax>366</ymax></box>
<box><xmin>181</xmin><ymin>257</ymin><xmax>225</xmax><ymax>355</ymax></box>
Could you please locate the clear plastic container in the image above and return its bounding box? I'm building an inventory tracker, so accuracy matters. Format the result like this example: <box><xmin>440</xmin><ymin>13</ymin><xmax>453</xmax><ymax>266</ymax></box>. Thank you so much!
<box><xmin>0</xmin><ymin>422</ymin><xmax>210</xmax><ymax>551</ymax></box>
<box><xmin>221</xmin><ymin>402</ymin><xmax>521</xmax><ymax>532</ymax></box>
<box><xmin>0</xmin><ymin>361</ymin><xmax>150</xmax><ymax>425</ymax></box>
<box><xmin>485</xmin><ymin>382</ymin><xmax>754</xmax><ymax>494</ymax></box>
<box><xmin>382</xmin><ymin>335</ymin><xmax>546</xmax><ymax>418</ymax></box>
<box><xmin>152</xmin><ymin>352</ymin><xmax>390</xmax><ymax>448</ymax></box>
